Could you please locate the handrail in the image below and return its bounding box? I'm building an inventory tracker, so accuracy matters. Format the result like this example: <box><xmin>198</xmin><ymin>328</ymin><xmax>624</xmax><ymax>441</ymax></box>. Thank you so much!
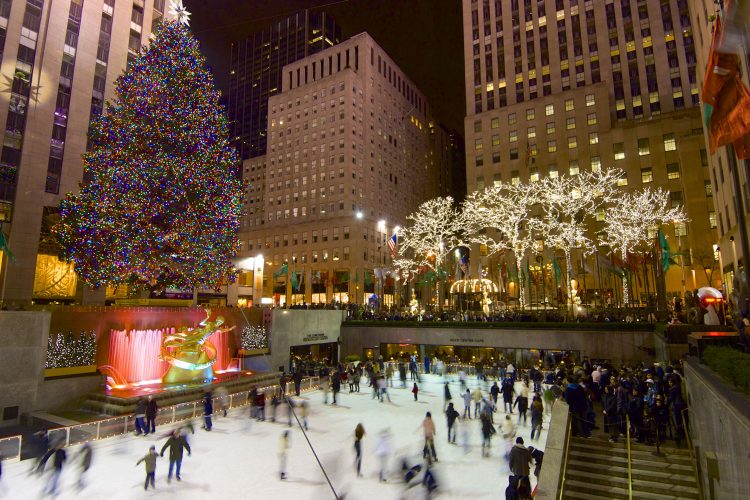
<box><xmin>626</xmin><ymin>415</ymin><xmax>633</xmax><ymax>500</ymax></box>
<box><xmin>557</xmin><ymin>413</ymin><xmax>573</xmax><ymax>500</ymax></box>
<box><xmin>682</xmin><ymin>407</ymin><xmax>704</xmax><ymax>500</ymax></box>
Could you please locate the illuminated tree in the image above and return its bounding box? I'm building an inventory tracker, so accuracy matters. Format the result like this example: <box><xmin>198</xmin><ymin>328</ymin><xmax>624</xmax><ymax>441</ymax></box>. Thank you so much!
<box><xmin>599</xmin><ymin>188</ymin><xmax>687</xmax><ymax>305</ymax></box>
<box><xmin>54</xmin><ymin>21</ymin><xmax>243</xmax><ymax>291</ymax></box>
<box><xmin>537</xmin><ymin>170</ymin><xmax>622</xmax><ymax>308</ymax></box>
<box><xmin>395</xmin><ymin>196</ymin><xmax>464</xmax><ymax>309</ymax></box>
<box><xmin>462</xmin><ymin>182</ymin><xmax>540</xmax><ymax>309</ymax></box>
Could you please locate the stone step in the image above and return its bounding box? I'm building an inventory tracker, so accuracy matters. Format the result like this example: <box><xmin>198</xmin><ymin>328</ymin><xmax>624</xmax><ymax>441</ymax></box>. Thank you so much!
<box><xmin>562</xmin><ymin>478</ymin><xmax>630</xmax><ymax>499</ymax></box>
<box><xmin>565</xmin><ymin>468</ymin><xmax>699</xmax><ymax>499</ymax></box>
<box><xmin>568</xmin><ymin>461</ymin><xmax>699</xmax><ymax>488</ymax></box>
<box><xmin>571</xmin><ymin>435</ymin><xmax>691</xmax><ymax>456</ymax></box>
<box><xmin>570</xmin><ymin>441</ymin><xmax>694</xmax><ymax>466</ymax></box>
<box><xmin>568</xmin><ymin>450</ymin><xmax>695</xmax><ymax>474</ymax></box>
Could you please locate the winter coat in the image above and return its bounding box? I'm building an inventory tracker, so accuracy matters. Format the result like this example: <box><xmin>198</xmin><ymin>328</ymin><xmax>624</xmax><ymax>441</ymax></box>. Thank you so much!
<box><xmin>374</xmin><ymin>433</ymin><xmax>392</xmax><ymax>457</ymax></box>
<box><xmin>135</xmin><ymin>399</ymin><xmax>147</xmax><ymax>417</ymax></box>
<box><xmin>530</xmin><ymin>399</ymin><xmax>544</xmax><ymax>421</ymax></box>
<box><xmin>79</xmin><ymin>444</ymin><xmax>92</xmax><ymax>470</ymax></box>
<box><xmin>514</xmin><ymin>395</ymin><xmax>529</xmax><ymax>413</ymax></box>
<box><xmin>137</xmin><ymin>451</ymin><xmax>158</xmax><ymax>473</ymax></box>
<box><xmin>481</xmin><ymin>415</ymin><xmax>494</xmax><ymax>438</ymax></box>
<box><xmin>204</xmin><ymin>398</ymin><xmax>213</xmax><ymax>416</ymax></box>
<box><xmin>563</xmin><ymin>383</ymin><xmax>587</xmax><ymax>414</ymax></box>
<box><xmin>53</xmin><ymin>448</ymin><xmax>66</xmax><ymax>471</ymax></box>
<box><xmin>444</xmin><ymin>384</ymin><xmax>452</xmax><ymax>400</ymax></box>
<box><xmin>602</xmin><ymin>392</ymin><xmax>617</xmax><ymax>416</ymax></box>
<box><xmin>146</xmin><ymin>400</ymin><xmax>158</xmax><ymax>418</ymax></box>
<box><xmin>508</xmin><ymin>444</ymin><xmax>532</xmax><ymax>476</ymax></box>
<box><xmin>491</xmin><ymin>384</ymin><xmax>500</xmax><ymax>398</ymax></box>
<box><xmin>446</xmin><ymin>405</ymin><xmax>459</xmax><ymax>426</ymax></box>
<box><xmin>462</xmin><ymin>391</ymin><xmax>472</xmax><ymax>407</ymax></box>
<box><xmin>332</xmin><ymin>373</ymin><xmax>341</xmax><ymax>392</ymax></box>
<box><xmin>501</xmin><ymin>419</ymin><xmax>516</xmax><ymax>440</ymax></box>
<box><xmin>472</xmin><ymin>388</ymin><xmax>483</xmax><ymax>403</ymax></box>
<box><xmin>160</xmin><ymin>435</ymin><xmax>190</xmax><ymax>462</ymax></box>
<box><xmin>422</xmin><ymin>417</ymin><xmax>436</xmax><ymax>439</ymax></box>
<box><xmin>501</xmin><ymin>381</ymin><xmax>515</xmax><ymax>402</ymax></box>
<box><xmin>412</xmin><ymin>384</ymin><xmax>419</xmax><ymax>395</ymax></box>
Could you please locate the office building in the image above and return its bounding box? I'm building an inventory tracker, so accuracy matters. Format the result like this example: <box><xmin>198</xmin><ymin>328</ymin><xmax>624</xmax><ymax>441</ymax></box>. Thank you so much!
<box><xmin>462</xmin><ymin>0</ymin><xmax>719</xmax><ymax>301</ymax></box>
<box><xmin>227</xmin><ymin>10</ymin><xmax>341</xmax><ymax>160</ymax></box>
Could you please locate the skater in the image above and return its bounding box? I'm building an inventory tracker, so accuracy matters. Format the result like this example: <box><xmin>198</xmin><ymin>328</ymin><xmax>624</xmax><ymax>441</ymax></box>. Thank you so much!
<box><xmin>490</xmin><ymin>381</ymin><xmax>500</xmax><ymax>407</ymax></box>
<box><xmin>443</xmin><ymin>382</ymin><xmax>452</xmax><ymax>412</ymax></box>
<box><xmin>514</xmin><ymin>382</ymin><xmax>529</xmax><ymax>425</ymax></box>
<box><xmin>502</xmin><ymin>378</ymin><xmax>515</xmax><ymax>413</ymax></box>
<box><xmin>249</xmin><ymin>386</ymin><xmax>258</xmax><ymax>419</ymax></box>
<box><xmin>354</xmin><ymin>423</ymin><xmax>365</xmax><ymax>477</ymax></box>
<box><xmin>76</xmin><ymin>442</ymin><xmax>92</xmax><ymax>490</ymax></box>
<box><xmin>46</xmin><ymin>442</ymin><xmax>66</xmax><ymax>496</ymax></box>
<box><xmin>215</xmin><ymin>386</ymin><xmax>229</xmax><ymax>417</ymax></box>
<box><xmin>146</xmin><ymin>396</ymin><xmax>158</xmax><ymax>434</ymax></box>
<box><xmin>321</xmin><ymin>374</ymin><xmax>330</xmax><ymax>404</ymax></box>
<box><xmin>332</xmin><ymin>370</ymin><xmax>341</xmax><ymax>405</ymax></box>
<box><xmin>374</xmin><ymin>428</ymin><xmax>393</xmax><ymax>482</ymax></box>
<box><xmin>462</xmin><ymin>389</ymin><xmax>472</xmax><ymax>419</ymax></box>
<box><xmin>270</xmin><ymin>391</ymin><xmax>281</xmax><ymax>422</ymax></box>
<box><xmin>530</xmin><ymin>395</ymin><xmax>544</xmax><ymax>440</ymax></box>
<box><xmin>422</xmin><ymin>412</ymin><xmax>438</xmax><ymax>463</ymax></box>
<box><xmin>160</xmin><ymin>429</ymin><xmax>191</xmax><ymax>482</ymax></box>
<box><xmin>279</xmin><ymin>430</ymin><xmax>290</xmax><ymax>480</ymax></box>
<box><xmin>299</xmin><ymin>400</ymin><xmax>309</xmax><ymax>430</ymax></box>
<box><xmin>501</xmin><ymin>414</ymin><xmax>517</xmax><ymax>458</ymax></box>
<box><xmin>255</xmin><ymin>389</ymin><xmax>266</xmax><ymax>421</ymax></box>
<box><xmin>134</xmin><ymin>397</ymin><xmax>147</xmax><ymax>435</ymax></box>
<box><xmin>412</xmin><ymin>382</ymin><xmax>419</xmax><ymax>401</ymax></box>
<box><xmin>508</xmin><ymin>437</ymin><xmax>533</xmax><ymax>496</ymax></box>
<box><xmin>472</xmin><ymin>386</ymin><xmax>483</xmax><ymax>417</ymax></box>
<box><xmin>480</xmin><ymin>412</ymin><xmax>494</xmax><ymax>457</ymax></box>
<box><xmin>378</xmin><ymin>376</ymin><xmax>392</xmax><ymax>402</ymax></box>
<box><xmin>136</xmin><ymin>445</ymin><xmax>159</xmax><ymax>490</ymax></box>
<box><xmin>293</xmin><ymin>370</ymin><xmax>303</xmax><ymax>396</ymax></box>
<box><xmin>202</xmin><ymin>392</ymin><xmax>213</xmax><ymax>431</ymax></box>
<box><xmin>445</xmin><ymin>402</ymin><xmax>459</xmax><ymax>444</ymax></box>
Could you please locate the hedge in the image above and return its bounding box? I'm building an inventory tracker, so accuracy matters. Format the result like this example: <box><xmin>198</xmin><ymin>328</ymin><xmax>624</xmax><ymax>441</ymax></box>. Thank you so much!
<box><xmin>703</xmin><ymin>346</ymin><xmax>750</xmax><ymax>395</ymax></box>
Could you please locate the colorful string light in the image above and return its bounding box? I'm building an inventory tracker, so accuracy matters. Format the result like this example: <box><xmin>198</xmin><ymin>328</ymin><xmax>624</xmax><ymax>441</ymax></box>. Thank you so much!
<box><xmin>54</xmin><ymin>21</ymin><xmax>243</xmax><ymax>291</ymax></box>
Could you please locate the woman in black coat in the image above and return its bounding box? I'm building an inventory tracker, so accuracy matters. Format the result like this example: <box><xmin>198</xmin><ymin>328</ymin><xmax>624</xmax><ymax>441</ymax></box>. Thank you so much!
<box><xmin>601</xmin><ymin>385</ymin><xmax>618</xmax><ymax>442</ymax></box>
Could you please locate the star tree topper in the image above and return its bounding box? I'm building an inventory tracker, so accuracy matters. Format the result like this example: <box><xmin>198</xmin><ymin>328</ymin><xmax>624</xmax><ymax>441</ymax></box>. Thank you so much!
<box><xmin>169</xmin><ymin>0</ymin><xmax>191</xmax><ymax>26</ymax></box>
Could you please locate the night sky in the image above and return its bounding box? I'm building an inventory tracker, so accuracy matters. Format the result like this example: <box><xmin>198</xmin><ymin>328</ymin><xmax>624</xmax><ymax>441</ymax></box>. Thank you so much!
<box><xmin>184</xmin><ymin>0</ymin><xmax>465</xmax><ymax>135</ymax></box>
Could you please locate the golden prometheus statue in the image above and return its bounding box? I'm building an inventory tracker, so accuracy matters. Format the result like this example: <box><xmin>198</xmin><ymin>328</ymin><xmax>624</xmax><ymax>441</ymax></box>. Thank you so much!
<box><xmin>160</xmin><ymin>308</ymin><xmax>235</xmax><ymax>385</ymax></box>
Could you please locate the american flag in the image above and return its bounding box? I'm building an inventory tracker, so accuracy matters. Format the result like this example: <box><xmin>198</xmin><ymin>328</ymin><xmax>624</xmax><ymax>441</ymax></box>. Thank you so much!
<box><xmin>459</xmin><ymin>252</ymin><xmax>469</xmax><ymax>275</ymax></box>
<box><xmin>387</xmin><ymin>232</ymin><xmax>398</xmax><ymax>258</ymax></box>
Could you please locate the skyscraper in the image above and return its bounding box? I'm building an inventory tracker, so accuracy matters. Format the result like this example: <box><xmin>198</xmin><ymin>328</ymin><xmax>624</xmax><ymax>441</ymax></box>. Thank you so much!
<box><xmin>462</xmin><ymin>0</ymin><xmax>718</xmax><ymax>298</ymax></box>
<box><xmin>0</xmin><ymin>0</ymin><xmax>174</xmax><ymax>305</ymax></box>
<box><xmin>227</xmin><ymin>10</ymin><xmax>341</xmax><ymax>160</ymax></box>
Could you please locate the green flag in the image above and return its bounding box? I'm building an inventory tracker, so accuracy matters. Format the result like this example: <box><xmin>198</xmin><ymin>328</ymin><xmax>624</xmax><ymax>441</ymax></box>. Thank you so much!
<box><xmin>354</xmin><ymin>270</ymin><xmax>359</xmax><ymax>284</ymax></box>
<box><xmin>526</xmin><ymin>258</ymin><xmax>532</xmax><ymax>286</ymax></box>
<box><xmin>553</xmin><ymin>257</ymin><xmax>561</xmax><ymax>284</ymax></box>
<box><xmin>0</xmin><ymin>230</ymin><xmax>15</xmax><ymax>263</ymax></box>
<box><xmin>364</xmin><ymin>271</ymin><xmax>373</xmax><ymax>286</ymax></box>
<box><xmin>341</xmin><ymin>271</ymin><xmax>349</xmax><ymax>283</ymax></box>
<box><xmin>509</xmin><ymin>264</ymin><xmax>518</xmax><ymax>282</ymax></box>
<box><xmin>290</xmin><ymin>265</ymin><xmax>298</xmax><ymax>291</ymax></box>
<box><xmin>273</xmin><ymin>262</ymin><xmax>288</xmax><ymax>279</ymax></box>
<box><xmin>659</xmin><ymin>230</ymin><xmax>671</xmax><ymax>273</ymax></box>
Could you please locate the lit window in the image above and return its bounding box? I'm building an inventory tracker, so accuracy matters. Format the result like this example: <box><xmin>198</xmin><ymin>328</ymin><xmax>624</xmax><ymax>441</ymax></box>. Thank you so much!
<box><xmin>591</xmin><ymin>156</ymin><xmax>601</xmax><ymax>172</ymax></box>
<box><xmin>568</xmin><ymin>136</ymin><xmax>577</xmax><ymax>149</ymax></box>
<box><xmin>475</xmin><ymin>139</ymin><xmax>483</xmax><ymax>150</ymax></box>
<box><xmin>548</xmin><ymin>140</ymin><xmax>557</xmax><ymax>152</ymax></box>
<box><xmin>709</xmin><ymin>212</ymin><xmax>717</xmax><ymax>229</ymax></box>
<box><xmin>641</xmin><ymin>167</ymin><xmax>653</xmax><ymax>183</ymax></box>
<box><xmin>596</xmin><ymin>208</ymin><xmax>605</xmax><ymax>222</ymax></box>
<box><xmin>569</xmin><ymin>160</ymin><xmax>579</xmax><ymax>176</ymax></box>
<box><xmin>530</xmin><ymin>168</ymin><xmax>539</xmax><ymax>182</ymax></box>
<box><xmin>492</xmin><ymin>134</ymin><xmax>501</xmax><ymax>146</ymax></box>
<box><xmin>475</xmin><ymin>155</ymin><xmax>484</xmax><ymax>167</ymax></box>
<box><xmin>589</xmin><ymin>132</ymin><xmax>599</xmax><ymax>144</ymax></box>
<box><xmin>491</xmin><ymin>117</ymin><xmax>500</xmax><ymax>129</ymax></box>
<box><xmin>476</xmin><ymin>176</ymin><xmax>485</xmax><ymax>190</ymax></box>
<box><xmin>509</xmin><ymin>130</ymin><xmax>518</xmax><ymax>142</ymax></box>
<box><xmin>638</xmin><ymin>138</ymin><xmax>650</xmax><ymax>156</ymax></box>
<box><xmin>565</xmin><ymin>98</ymin><xmax>574</xmax><ymax>111</ymax></box>
<box><xmin>614</xmin><ymin>142</ymin><xmax>625</xmax><ymax>160</ymax></box>
<box><xmin>508</xmin><ymin>113</ymin><xmax>517</xmax><ymax>125</ymax></box>
<box><xmin>474</xmin><ymin>120</ymin><xmax>482</xmax><ymax>132</ymax></box>
<box><xmin>527</xmin><ymin>127</ymin><xmax>536</xmax><ymax>139</ymax></box>
<box><xmin>549</xmin><ymin>165</ymin><xmax>558</xmax><ymax>178</ymax></box>
<box><xmin>566</xmin><ymin>117</ymin><xmax>576</xmax><ymax>130</ymax></box>
<box><xmin>585</xmin><ymin>94</ymin><xmax>595</xmax><ymax>106</ymax></box>
<box><xmin>670</xmin><ymin>190</ymin><xmax>683</xmax><ymax>208</ymax></box>
<box><xmin>617</xmin><ymin>173</ymin><xmax>628</xmax><ymax>186</ymax></box>
<box><xmin>492</xmin><ymin>151</ymin><xmax>501</xmax><ymax>163</ymax></box>
<box><xmin>546</xmin><ymin>122</ymin><xmax>555</xmax><ymax>134</ymax></box>
<box><xmin>663</xmin><ymin>133</ymin><xmax>677</xmax><ymax>151</ymax></box>
<box><xmin>705</xmin><ymin>180</ymin><xmax>713</xmax><ymax>197</ymax></box>
<box><xmin>493</xmin><ymin>174</ymin><xmax>501</xmax><ymax>187</ymax></box>
<box><xmin>674</xmin><ymin>221</ymin><xmax>688</xmax><ymax>236</ymax></box>
<box><xmin>587</xmin><ymin>113</ymin><xmax>597</xmax><ymax>125</ymax></box>
<box><xmin>511</xmin><ymin>170</ymin><xmax>520</xmax><ymax>185</ymax></box>
<box><xmin>667</xmin><ymin>162</ymin><xmax>680</xmax><ymax>179</ymax></box>
<box><xmin>545</xmin><ymin>103</ymin><xmax>554</xmax><ymax>116</ymax></box>
<box><xmin>526</xmin><ymin>108</ymin><xmax>535</xmax><ymax>120</ymax></box>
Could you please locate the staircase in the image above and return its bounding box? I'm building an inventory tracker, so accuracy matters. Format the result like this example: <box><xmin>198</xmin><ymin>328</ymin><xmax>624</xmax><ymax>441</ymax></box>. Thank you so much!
<box><xmin>562</xmin><ymin>434</ymin><xmax>700</xmax><ymax>499</ymax></box>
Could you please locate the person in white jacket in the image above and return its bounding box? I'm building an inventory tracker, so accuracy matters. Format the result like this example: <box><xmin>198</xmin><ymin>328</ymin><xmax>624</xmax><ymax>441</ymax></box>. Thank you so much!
<box><xmin>462</xmin><ymin>389</ymin><xmax>472</xmax><ymax>419</ymax></box>
<box><xmin>374</xmin><ymin>428</ymin><xmax>393</xmax><ymax>482</ymax></box>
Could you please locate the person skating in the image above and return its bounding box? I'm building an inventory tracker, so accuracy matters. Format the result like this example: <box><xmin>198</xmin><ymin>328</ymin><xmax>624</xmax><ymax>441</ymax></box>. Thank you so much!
<box><xmin>279</xmin><ymin>430</ymin><xmax>290</xmax><ymax>480</ymax></box>
<box><xmin>270</xmin><ymin>391</ymin><xmax>281</xmax><ymax>422</ymax></box>
<box><xmin>160</xmin><ymin>429</ymin><xmax>191</xmax><ymax>482</ymax></box>
<box><xmin>146</xmin><ymin>395</ymin><xmax>158</xmax><ymax>434</ymax></box>
<box><xmin>443</xmin><ymin>382</ymin><xmax>452</xmax><ymax>412</ymax></box>
<box><xmin>508</xmin><ymin>437</ymin><xmax>533</xmax><ymax>498</ymax></box>
<box><xmin>462</xmin><ymin>389</ymin><xmax>472</xmax><ymax>419</ymax></box>
<box><xmin>412</xmin><ymin>382</ymin><xmax>419</xmax><ymax>401</ymax></box>
<box><xmin>421</xmin><ymin>412</ymin><xmax>438</xmax><ymax>463</ymax></box>
<box><xmin>472</xmin><ymin>386</ymin><xmax>483</xmax><ymax>417</ymax></box>
<box><xmin>332</xmin><ymin>370</ymin><xmax>341</xmax><ymax>405</ymax></box>
<box><xmin>501</xmin><ymin>378</ymin><xmax>515</xmax><ymax>414</ymax></box>
<box><xmin>134</xmin><ymin>397</ymin><xmax>147</xmax><ymax>436</ymax></box>
<box><xmin>530</xmin><ymin>395</ymin><xmax>544</xmax><ymax>440</ymax></box>
<box><xmin>46</xmin><ymin>442</ymin><xmax>66</xmax><ymax>497</ymax></box>
<box><xmin>514</xmin><ymin>382</ymin><xmax>529</xmax><ymax>425</ymax></box>
<box><xmin>480</xmin><ymin>412</ymin><xmax>494</xmax><ymax>457</ymax></box>
<box><xmin>374</xmin><ymin>428</ymin><xmax>393</xmax><ymax>482</ymax></box>
<box><xmin>136</xmin><ymin>445</ymin><xmax>159</xmax><ymax>490</ymax></box>
<box><xmin>255</xmin><ymin>390</ymin><xmax>266</xmax><ymax>421</ymax></box>
<box><xmin>202</xmin><ymin>392</ymin><xmax>213</xmax><ymax>431</ymax></box>
<box><xmin>76</xmin><ymin>442</ymin><xmax>92</xmax><ymax>490</ymax></box>
<box><xmin>354</xmin><ymin>423</ymin><xmax>365</xmax><ymax>477</ymax></box>
<box><xmin>445</xmin><ymin>402</ymin><xmax>459</xmax><ymax>444</ymax></box>
<box><xmin>490</xmin><ymin>382</ymin><xmax>500</xmax><ymax>407</ymax></box>
<box><xmin>293</xmin><ymin>370</ymin><xmax>303</xmax><ymax>396</ymax></box>
<box><xmin>299</xmin><ymin>400</ymin><xmax>309</xmax><ymax>430</ymax></box>
<box><xmin>215</xmin><ymin>386</ymin><xmax>229</xmax><ymax>417</ymax></box>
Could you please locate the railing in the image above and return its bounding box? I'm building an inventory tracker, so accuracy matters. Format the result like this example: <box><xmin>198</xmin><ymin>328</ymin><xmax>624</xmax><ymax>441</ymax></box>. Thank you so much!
<box><xmin>382</xmin><ymin>361</ymin><xmax>479</xmax><ymax>376</ymax></box>
<box><xmin>0</xmin><ymin>434</ymin><xmax>22</xmax><ymax>463</ymax></box>
<box><xmin>682</xmin><ymin>407</ymin><xmax>704</xmax><ymax>500</ymax></box>
<box><xmin>626</xmin><ymin>415</ymin><xmax>633</xmax><ymax>500</ymax></box>
<box><xmin>557</xmin><ymin>414</ymin><xmax>573</xmax><ymax>500</ymax></box>
<box><xmin>29</xmin><ymin>377</ymin><xmax>320</xmax><ymax>456</ymax></box>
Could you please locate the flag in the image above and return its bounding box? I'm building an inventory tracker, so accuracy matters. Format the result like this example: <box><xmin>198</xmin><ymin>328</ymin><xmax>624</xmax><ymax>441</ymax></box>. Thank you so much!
<box><xmin>498</xmin><ymin>263</ymin><xmax>506</xmax><ymax>293</ymax></box>
<box><xmin>509</xmin><ymin>263</ymin><xmax>518</xmax><ymax>282</ymax></box>
<box><xmin>459</xmin><ymin>252</ymin><xmax>469</xmax><ymax>276</ymax></box>
<box><xmin>553</xmin><ymin>257</ymin><xmax>561</xmax><ymax>284</ymax></box>
<box><xmin>312</xmin><ymin>271</ymin><xmax>321</xmax><ymax>284</ymax></box>
<box><xmin>273</xmin><ymin>263</ymin><xmax>288</xmax><ymax>279</ymax></box>
<box><xmin>0</xmin><ymin>230</ymin><xmax>14</xmax><ymax>262</ymax></box>
<box><xmin>387</xmin><ymin>232</ymin><xmax>398</xmax><ymax>258</ymax></box>
<box><xmin>298</xmin><ymin>271</ymin><xmax>304</xmax><ymax>291</ymax></box>
<box><xmin>526</xmin><ymin>258</ymin><xmax>533</xmax><ymax>286</ymax></box>
<box><xmin>598</xmin><ymin>254</ymin><xmax>625</xmax><ymax>277</ymax></box>
<box><xmin>581</xmin><ymin>256</ymin><xmax>593</xmax><ymax>275</ymax></box>
<box><xmin>659</xmin><ymin>230</ymin><xmax>671</xmax><ymax>273</ymax></box>
<box><xmin>364</xmin><ymin>271</ymin><xmax>373</xmax><ymax>286</ymax></box>
<box><xmin>290</xmin><ymin>269</ymin><xmax>298</xmax><ymax>291</ymax></box>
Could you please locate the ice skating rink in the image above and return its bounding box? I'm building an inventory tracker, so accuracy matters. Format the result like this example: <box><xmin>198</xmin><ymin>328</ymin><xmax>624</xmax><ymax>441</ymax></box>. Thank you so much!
<box><xmin>1</xmin><ymin>374</ymin><xmax>549</xmax><ymax>499</ymax></box>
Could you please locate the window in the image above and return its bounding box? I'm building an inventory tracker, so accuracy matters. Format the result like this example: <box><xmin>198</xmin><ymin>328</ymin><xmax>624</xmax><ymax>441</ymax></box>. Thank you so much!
<box><xmin>492</xmin><ymin>134</ymin><xmax>501</xmax><ymax>146</ymax></box>
<box><xmin>547</xmin><ymin>140</ymin><xmax>557</xmax><ymax>152</ymax></box>
<box><xmin>700</xmin><ymin>149</ymin><xmax>709</xmax><ymax>166</ymax></box>
<box><xmin>509</xmin><ymin>130</ymin><xmax>518</xmax><ymax>142</ymax></box>
<box><xmin>493</xmin><ymin>174</ymin><xmax>501</xmax><ymax>187</ymax></box>
<box><xmin>705</xmin><ymin>180</ymin><xmax>713</xmax><ymax>197</ymax></box>
<box><xmin>589</xmin><ymin>132</ymin><xmax>599</xmax><ymax>144</ymax></box>
<box><xmin>511</xmin><ymin>170</ymin><xmax>520</xmax><ymax>185</ymax></box>
<box><xmin>566</xmin><ymin>117</ymin><xmax>575</xmax><ymax>130</ymax></box>
<box><xmin>510</xmin><ymin>148</ymin><xmax>519</xmax><ymax>160</ymax></box>
<box><xmin>663</xmin><ymin>133</ymin><xmax>677</xmax><ymax>151</ymax></box>
<box><xmin>475</xmin><ymin>155</ymin><xmax>484</xmax><ymax>167</ymax></box>
<box><xmin>591</xmin><ymin>156</ymin><xmax>601</xmax><ymax>172</ymax></box>
<box><xmin>492</xmin><ymin>151</ymin><xmax>501</xmax><ymax>163</ymax></box>
<box><xmin>709</xmin><ymin>212</ymin><xmax>717</xmax><ymax>229</ymax></box>
<box><xmin>545</xmin><ymin>103</ymin><xmax>554</xmax><ymax>116</ymax></box>
<box><xmin>546</xmin><ymin>121</ymin><xmax>555</xmax><ymax>134</ymax></box>
<box><xmin>587</xmin><ymin>113</ymin><xmax>597</xmax><ymax>125</ymax></box>
<box><xmin>670</xmin><ymin>190</ymin><xmax>683</xmax><ymax>208</ymax></box>
<box><xmin>667</xmin><ymin>162</ymin><xmax>680</xmax><ymax>179</ymax></box>
<box><xmin>474</xmin><ymin>120</ymin><xmax>482</xmax><ymax>132</ymax></box>
<box><xmin>569</xmin><ymin>160</ymin><xmax>579</xmax><ymax>176</ymax></box>
<box><xmin>617</xmin><ymin>173</ymin><xmax>629</xmax><ymax>186</ymax></box>
<box><xmin>549</xmin><ymin>164</ymin><xmax>559</xmax><ymax>178</ymax></box>
<box><xmin>638</xmin><ymin>138</ymin><xmax>650</xmax><ymax>156</ymax></box>
<box><xmin>614</xmin><ymin>142</ymin><xmax>625</xmax><ymax>160</ymax></box>
<box><xmin>476</xmin><ymin>176</ymin><xmax>485</xmax><ymax>190</ymax></box>
<box><xmin>565</xmin><ymin>98</ymin><xmax>574</xmax><ymax>111</ymax></box>
<box><xmin>527</xmin><ymin>127</ymin><xmax>536</xmax><ymax>139</ymax></box>
<box><xmin>674</xmin><ymin>221</ymin><xmax>688</xmax><ymax>236</ymax></box>
<box><xmin>475</xmin><ymin>139</ymin><xmax>483</xmax><ymax>150</ymax></box>
<box><xmin>530</xmin><ymin>167</ymin><xmax>539</xmax><ymax>182</ymax></box>
<box><xmin>508</xmin><ymin>113</ymin><xmax>517</xmax><ymax>124</ymax></box>
<box><xmin>568</xmin><ymin>136</ymin><xmax>577</xmax><ymax>149</ymax></box>
<box><xmin>585</xmin><ymin>94</ymin><xmax>595</xmax><ymax>106</ymax></box>
<box><xmin>491</xmin><ymin>117</ymin><xmax>499</xmax><ymax>128</ymax></box>
<box><xmin>641</xmin><ymin>167</ymin><xmax>653</xmax><ymax>183</ymax></box>
<box><xmin>526</xmin><ymin>108</ymin><xmax>535</xmax><ymax>120</ymax></box>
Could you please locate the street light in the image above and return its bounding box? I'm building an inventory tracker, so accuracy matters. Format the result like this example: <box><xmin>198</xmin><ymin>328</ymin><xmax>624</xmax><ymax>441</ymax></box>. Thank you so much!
<box><xmin>377</xmin><ymin>219</ymin><xmax>386</xmax><ymax>232</ymax></box>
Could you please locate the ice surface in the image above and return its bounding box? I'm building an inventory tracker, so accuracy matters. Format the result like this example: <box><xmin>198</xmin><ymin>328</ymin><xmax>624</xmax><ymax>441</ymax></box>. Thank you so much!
<box><xmin>1</xmin><ymin>375</ymin><xmax>549</xmax><ymax>499</ymax></box>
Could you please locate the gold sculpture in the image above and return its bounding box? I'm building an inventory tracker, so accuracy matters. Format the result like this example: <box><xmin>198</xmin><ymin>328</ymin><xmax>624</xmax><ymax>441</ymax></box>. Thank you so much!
<box><xmin>160</xmin><ymin>308</ymin><xmax>234</xmax><ymax>385</ymax></box>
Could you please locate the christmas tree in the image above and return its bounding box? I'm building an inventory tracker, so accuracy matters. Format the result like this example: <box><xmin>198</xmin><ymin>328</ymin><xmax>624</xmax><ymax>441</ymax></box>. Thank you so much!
<box><xmin>54</xmin><ymin>20</ymin><xmax>243</xmax><ymax>291</ymax></box>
